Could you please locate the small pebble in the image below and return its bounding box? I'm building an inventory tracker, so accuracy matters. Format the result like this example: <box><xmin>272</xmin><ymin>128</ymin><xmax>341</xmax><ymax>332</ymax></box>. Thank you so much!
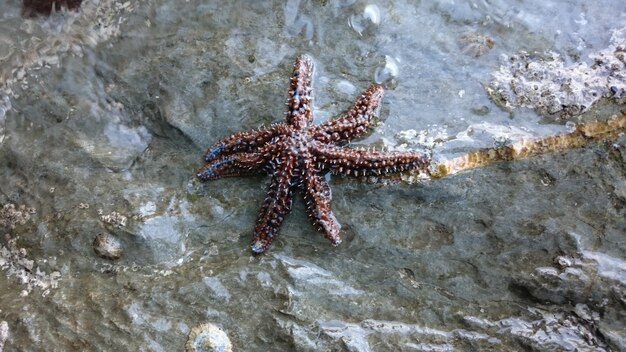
<box><xmin>458</xmin><ymin>32</ymin><xmax>495</xmax><ymax>57</ymax></box>
<box><xmin>93</xmin><ymin>233</ymin><xmax>123</xmax><ymax>260</ymax></box>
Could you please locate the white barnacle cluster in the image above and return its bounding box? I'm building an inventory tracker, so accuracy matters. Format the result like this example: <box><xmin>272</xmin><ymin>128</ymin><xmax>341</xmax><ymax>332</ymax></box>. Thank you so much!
<box><xmin>0</xmin><ymin>0</ymin><xmax>142</xmax><ymax>115</ymax></box>
<box><xmin>489</xmin><ymin>25</ymin><xmax>626</xmax><ymax>118</ymax></box>
<box><xmin>0</xmin><ymin>203</ymin><xmax>36</xmax><ymax>230</ymax></box>
<box><xmin>99</xmin><ymin>210</ymin><xmax>128</xmax><ymax>227</ymax></box>
<box><xmin>0</xmin><ymin>205</ymin><xmax>59</xmax><ymax>296</ymax></box>
<box><xmin>0</xmin><ymin>235</ymin><xmax>61</xmax><ymax>296</ymax></box>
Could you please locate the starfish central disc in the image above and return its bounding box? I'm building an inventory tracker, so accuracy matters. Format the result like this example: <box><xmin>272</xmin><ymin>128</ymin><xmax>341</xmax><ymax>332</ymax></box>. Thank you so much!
<box><xmin>198</xmin><ymin>55</ymin><xmax>431</xmax><ymax>253</ymax></box>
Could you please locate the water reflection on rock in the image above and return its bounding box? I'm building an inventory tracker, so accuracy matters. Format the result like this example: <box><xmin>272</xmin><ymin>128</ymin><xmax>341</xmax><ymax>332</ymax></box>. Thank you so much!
<box><xmin>0</xmin><ymin>0</ymin><xmax>624</xmax><ymax>351</ymax></box>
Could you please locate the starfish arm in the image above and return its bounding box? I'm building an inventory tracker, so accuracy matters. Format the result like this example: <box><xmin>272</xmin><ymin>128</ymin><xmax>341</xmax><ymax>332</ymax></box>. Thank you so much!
<box><xmin>203</xmin><ymin>123</ymin><xmax>289</xmax><ymax>163</ymax></box>
<box><xmin>312</xmin><ymin>84</ymin><xmax>385</xmax><ymax>145</ymax></box>
<box><xmin>197</xmin><ymin>150</ymin><xmax>267</xmax><ymax>181</ymax></box>
<box><xmin>250</xmin><ymin>152</ymin><xmax>297</xmax><ymax>253</ymax></box>
<box><xmin>285</xmin><ymin>54</ymin><xmax>314</xmax><ymax>130</ymax></box>
<box><xmin>301</xmin><ymin>163</ymin><xmax>342</xmax><ymax>245</ymax></box>
<box><xmin>312</xmin><ymin>143</ymin><xmax>431</xmax><ymax>177</ymax></box>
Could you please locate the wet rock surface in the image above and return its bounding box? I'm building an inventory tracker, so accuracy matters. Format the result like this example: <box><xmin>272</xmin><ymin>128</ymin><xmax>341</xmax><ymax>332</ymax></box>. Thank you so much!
<box><xmin>0</xmin><ymin>0</ymin><xmax>625</xmax><ymax>351</ymax></box>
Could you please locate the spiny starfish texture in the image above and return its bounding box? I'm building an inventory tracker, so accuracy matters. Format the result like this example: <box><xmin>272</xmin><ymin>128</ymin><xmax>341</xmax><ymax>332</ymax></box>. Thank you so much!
<box><xmin>198</xmin><ymin>54</ymin><xmax>431</xmax><ymax>253</ymax></box>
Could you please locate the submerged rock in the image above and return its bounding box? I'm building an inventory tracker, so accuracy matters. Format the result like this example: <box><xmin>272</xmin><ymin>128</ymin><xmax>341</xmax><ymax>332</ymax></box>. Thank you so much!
<box><xmin>185</xmin><ymin>323</ymin><xmax>232</xmax><ymax>352</ymax></box>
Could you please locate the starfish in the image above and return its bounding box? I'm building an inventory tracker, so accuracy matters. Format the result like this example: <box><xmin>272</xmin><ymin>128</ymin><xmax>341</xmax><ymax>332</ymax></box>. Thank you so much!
<box><xmin>197</xmin><ymin>54</ymin><xmax>431</xmax><ymax>253</ymax></box>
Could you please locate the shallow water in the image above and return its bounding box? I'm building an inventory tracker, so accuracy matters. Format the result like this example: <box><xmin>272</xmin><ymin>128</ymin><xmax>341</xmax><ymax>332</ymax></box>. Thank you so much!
<box><xmin>0</xmin><ymin>0</ymin><xmax>625</xmax><ymax>351</ymax></box>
